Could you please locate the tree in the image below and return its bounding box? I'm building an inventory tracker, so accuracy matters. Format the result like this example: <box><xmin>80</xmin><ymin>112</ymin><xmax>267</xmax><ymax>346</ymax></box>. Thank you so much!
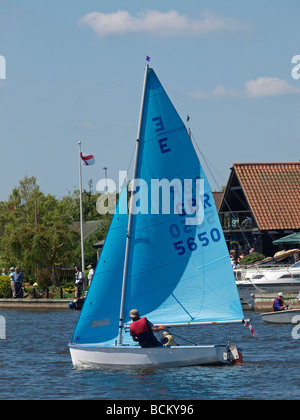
<box><xmin>83</xmin><ymin>214</ymin><xmax>112</xmax><ymax>267</ymax></box>
<box><xmin>0</xmin><ymin>176</ymin><xmax>114</xmax><ymax>288</ymax></box>
<box><xmin>0</xmin><ymin>178</ymin><xmax>79</xmax><ymax>286</ymax></box>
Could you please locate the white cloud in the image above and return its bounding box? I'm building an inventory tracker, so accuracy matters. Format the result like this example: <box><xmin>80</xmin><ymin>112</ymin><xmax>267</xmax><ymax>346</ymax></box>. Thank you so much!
<box><xmin>245</xmin><ymin>77</ymin><xmax>300</xmax><ymax>98</ymax></box>
<box><xmin>189</xmin><ymin>77</ymin><xmax>300</xmax><ymax>100</ymax></box>
<box><xmin>189</xmin><ymin>85</ymin><xmax>240</xmax><ymax>100</ymax></box>
<box><xmin>82</xmin><ymin>122</ymin><xmax>100</xmax><ymax>130</ymax></box>
<box><xmin>79</xmin><ymin>10</ymin><xmax>252</xmax><ymax>37</ymax></box>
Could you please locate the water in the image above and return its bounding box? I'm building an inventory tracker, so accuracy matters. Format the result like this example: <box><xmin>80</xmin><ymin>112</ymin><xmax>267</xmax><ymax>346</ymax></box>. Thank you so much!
<box><xmin>0</xmin><ymin>309</ymin><xmax>299</xmax><ymax>400</ymax></box>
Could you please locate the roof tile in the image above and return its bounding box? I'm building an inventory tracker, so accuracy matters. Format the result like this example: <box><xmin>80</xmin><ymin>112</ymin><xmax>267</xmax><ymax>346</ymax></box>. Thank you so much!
<box><xmin>233</xmin><ymin>163</ymin><xmax>300</xmax><ymax>230</ymax></box>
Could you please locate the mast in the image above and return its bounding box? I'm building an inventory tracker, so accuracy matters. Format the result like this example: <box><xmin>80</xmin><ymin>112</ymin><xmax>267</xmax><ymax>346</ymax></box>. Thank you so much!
<box><xmin>78</xmin><ymin>141</ymin><xmax>85</xmax><ymax>285</ymax></box>
<box><xmin>117</xmin><ymin>64</ymin><xmax>149</xmax><ymax>345</ymax></box>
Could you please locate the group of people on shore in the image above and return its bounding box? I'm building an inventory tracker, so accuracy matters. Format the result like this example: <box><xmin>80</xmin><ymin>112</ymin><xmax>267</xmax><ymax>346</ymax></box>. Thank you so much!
<box><xmin>230</xmin><ymin>248</ymin><xmax>255</xmax><ymax>269</ymax></box>
<box><xmin>1</xmin><ymin>264</ymin><xmax>94</xmax><ymax>300</ymax></box>
<box><xmin>74</xmin><ymin>264</ymin><xmax>94</xmax><ymax>299</ymax></box>
<box><xmin>1</xmin><ymin>267</ymin><xmax>24</xmax><ymax>298</ymax></box>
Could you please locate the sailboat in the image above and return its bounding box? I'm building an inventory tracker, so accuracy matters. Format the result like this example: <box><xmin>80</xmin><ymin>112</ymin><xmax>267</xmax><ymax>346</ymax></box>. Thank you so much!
<box><xmin>69</xmin><ymin>64</ymin><xmax>249</xmax><ymax>368</ymax></box>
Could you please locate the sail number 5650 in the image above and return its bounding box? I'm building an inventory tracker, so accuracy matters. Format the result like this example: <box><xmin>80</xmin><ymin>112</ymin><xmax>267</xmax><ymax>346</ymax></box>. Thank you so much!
<box><xmin>173</xmin><ymin>228</ymin><xmax>221</xmax><ymax>256</ymax></box>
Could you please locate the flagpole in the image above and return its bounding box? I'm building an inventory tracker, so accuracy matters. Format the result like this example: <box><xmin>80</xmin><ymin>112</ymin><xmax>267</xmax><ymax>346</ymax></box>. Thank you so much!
<box><xmin>78</xmin><ymin>141</ymin><xmax>85</xmax><ymax>289</ymax></box>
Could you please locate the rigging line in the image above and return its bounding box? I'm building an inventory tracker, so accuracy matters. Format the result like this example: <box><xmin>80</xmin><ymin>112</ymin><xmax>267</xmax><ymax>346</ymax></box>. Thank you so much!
<box><xmin>262</xmin><ymin>228</ymin><xmax>282</xmax><ymax>250</ymax></box>
<box><xmin>171</xmin><ymin>293</ymin><xmax>195</xmax><ymax>321</ymax></box>
<box><xmin>245</xmin><ymin>273</ymin><xmax>266</xmax><ymax>294</ymax></box>
<box><xmin>226</xmin><ymin>326</ymin><xmax>247</xmax><ymax>346</ymax></box>
<box><xmin>126</xmin><ymin>141</ymin><xmax>138</xmax><ymax>178</ymax></box>
<box><xmin>190</xmin><ymin>131</ymin><xmax>224</xmax><ymax>191</ymax></box>
<box><xmin>197</xmin><ymin>254</ymin><xmax>231</xmax><ymax>270</ymax></box>
<box><xmin>166</xmin><ymin>329</ymin><xmax>198</xmax><ymax>346</ymax></box>
<box><xmin>232</xmin><ymin>190</ymin><xmax>249</xmax><ymax>210</ymax></box>
<box><xmin>189</xmin><ymin>129</ymin><xmax>251</xmax><ymax>249</ymax></box>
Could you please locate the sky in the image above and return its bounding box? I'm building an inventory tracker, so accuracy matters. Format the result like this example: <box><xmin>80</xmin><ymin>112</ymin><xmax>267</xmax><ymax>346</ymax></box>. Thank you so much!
<box><xmin>0</xmin><ymin>1</ymin><xmax>300</xmax><ymax>201</ymax></box>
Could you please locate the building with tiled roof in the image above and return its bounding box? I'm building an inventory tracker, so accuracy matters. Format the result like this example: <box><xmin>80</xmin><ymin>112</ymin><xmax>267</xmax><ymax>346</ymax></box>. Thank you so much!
<box><xmin>218</xmin><ymin>163</ymin><xmax>300</xmax><ymax>256</ymax></box>
<box><xmin>212</xmin><ymin>191</ymin><xmax>224</xmax><ymax>212</ymax></box>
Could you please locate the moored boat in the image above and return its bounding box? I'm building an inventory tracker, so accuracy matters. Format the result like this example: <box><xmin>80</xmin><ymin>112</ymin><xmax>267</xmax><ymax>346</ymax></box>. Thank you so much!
<box><xmin>236</xmin><ymin>259</ymin><xmax>300</xmax><ymax>306</ymax></box>
<box><xmin>261</xmin><ymin>309</ymin><xmax>300</xmax><ymax>324</ymax></box>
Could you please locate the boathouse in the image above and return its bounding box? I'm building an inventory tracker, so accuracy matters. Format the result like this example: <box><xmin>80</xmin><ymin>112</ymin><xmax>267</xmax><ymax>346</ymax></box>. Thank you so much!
<box><xmin>216</xmin><ymin>162</ymin><xmax>300</xmax><ymax>257</ymax></box>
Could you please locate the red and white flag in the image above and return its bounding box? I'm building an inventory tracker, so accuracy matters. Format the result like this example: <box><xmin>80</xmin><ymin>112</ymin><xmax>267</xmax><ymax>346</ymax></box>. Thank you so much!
<box><xmin>80</xmin><ymin>152</ymin><xmax>95</xmax><ymax>166</ymax></box>
<box><xmin>244</xmin><ymin>320</ymin><xmax>257</xmax><ymax>338</ymax></box>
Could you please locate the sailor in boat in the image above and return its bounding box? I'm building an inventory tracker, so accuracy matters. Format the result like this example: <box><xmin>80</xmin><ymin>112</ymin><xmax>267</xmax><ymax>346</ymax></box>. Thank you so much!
<box><xmin>273</xmin><ymin>292</ymin><xmax>288</xmax><ymax>312</ymax></box>
<box><xmin>161</xmin><ymin>330</ymin><xmax>178</xmax><ymax>347</ymax></box>
<box><xmin>129</xmin><ymin>309</ymin><xmax>163</xmax><ymax>348</ymax></box>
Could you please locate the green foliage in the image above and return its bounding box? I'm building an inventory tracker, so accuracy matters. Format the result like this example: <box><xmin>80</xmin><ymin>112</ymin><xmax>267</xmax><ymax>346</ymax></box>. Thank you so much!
<box><xmin>36</xmin><ymin>268</ymin><xmax>53</xmax><ymax>291</ymax></box>
<box><xmin>242</xmin><ymin>252</ymin><xmax>266</xmax><ymax>265</ymax></box>
<box><xmin>83</xmin><ymin>214</ymin><xmax>112</xmax><ymax>267</ymax></box>
<box><xmin>0</xmin><ymin>276</ymin><xmax>11</xmax><ymax>298</ymax></box>
<box><xmin>0</xmin><ymin>176</ymin><xmax>112</xmax><ymax>287</ymax></box>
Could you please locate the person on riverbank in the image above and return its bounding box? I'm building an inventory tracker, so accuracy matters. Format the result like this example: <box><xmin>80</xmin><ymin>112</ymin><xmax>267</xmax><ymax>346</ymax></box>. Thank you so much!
<box><xmin>9</xmin><ymin>267</ymin><xmax>15</xmax><ymax>298</ymax></box>
<box><xmin>87</xmin><ymin>264</ymin><xmax>94</xmax><ymax>287</ymax></box>
<box><xmin>273</xmin><ymin>292</ymin><xmax>288</xmax><ymax>312</ymax></box>
<box><xmin>129</xmin><ymin>309</ymin><xmax>163</xmax><ymax>348</ymax></box>
<box><xmin>237</xmin><ymin>251</ymin><xmax>246</xmax><ymax>265</ymax></box>
<box><xmin>74</xmin><ymin>266</ymin><xmax>83</xmax><ymax>299</ymax></box>
<box><xmin>12</xmin><ymin>268</ymin><xmax>23</xmax><ymax>299</ymax></box>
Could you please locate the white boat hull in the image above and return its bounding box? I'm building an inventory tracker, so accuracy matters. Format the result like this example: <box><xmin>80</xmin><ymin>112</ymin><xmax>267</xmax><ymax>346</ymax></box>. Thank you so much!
<box><xmin>261</xmin><ymin>309</ymin><xmax>300</xmax><ymax>324</ymax></box>
<box><xmin>69</xmin><ymin>344</ymin><xmax>240</xmax><ymax>369</ymax></box>
<box><xmin>235</xmin><ymin>265</ymin><xmax>300</xmax><ymax>288</ymax></box>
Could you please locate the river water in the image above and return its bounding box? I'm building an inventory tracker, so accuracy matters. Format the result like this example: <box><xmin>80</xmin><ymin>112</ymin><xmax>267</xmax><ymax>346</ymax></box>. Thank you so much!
<box><xmin>0</xmin><ymin>309</ymin><xmax>299</xmax><ymax>400</ymax></box>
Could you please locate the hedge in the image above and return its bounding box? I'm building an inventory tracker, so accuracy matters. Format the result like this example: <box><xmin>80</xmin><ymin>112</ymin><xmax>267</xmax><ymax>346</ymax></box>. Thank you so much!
<box><xmin>0</xmin><ymin>275</ymin><xmax>11</xmax><ymax>298</ymax></box>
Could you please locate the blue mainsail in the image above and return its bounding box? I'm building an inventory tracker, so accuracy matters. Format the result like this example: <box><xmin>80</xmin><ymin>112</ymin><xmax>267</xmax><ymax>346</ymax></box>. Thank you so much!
<box><xmin>70</xmin><ymin>184</ymin><xmax>128</xmax><ymax>345</ymax></box>
<box><xmin>123</xmin><ymin>68</ymin><xmax>244</xmax><ymax>326</ymax></box>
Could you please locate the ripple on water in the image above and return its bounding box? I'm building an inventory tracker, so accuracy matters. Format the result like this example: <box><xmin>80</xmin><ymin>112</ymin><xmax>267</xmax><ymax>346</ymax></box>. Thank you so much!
<box><xmin>0</xmin><ymin>310</ymin><xmax>299</xmax><ymax>400</ymax></box>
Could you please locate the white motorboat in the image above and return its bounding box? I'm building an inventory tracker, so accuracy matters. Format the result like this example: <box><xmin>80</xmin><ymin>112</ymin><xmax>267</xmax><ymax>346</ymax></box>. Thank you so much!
<box><xmin>235</xmin><ymin>250</ymin><xmax>300</xmax><ymax>282</ymax></box>
<box><xmin>235</xmin><ymin>260</ymin><xmax>300</xmax><ymax>305</ymax></box>
<box><xmin>236</xmin><ymin>260</ymin><xmax>300</xmax><ymax>287</ymax></box>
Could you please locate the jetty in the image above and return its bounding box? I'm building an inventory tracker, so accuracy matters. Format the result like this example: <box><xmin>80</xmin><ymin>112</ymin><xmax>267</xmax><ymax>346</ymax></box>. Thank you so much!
<box><xmin>0</xmin><ymin>283</ymin><xmax>86</xmax><ymax>310</ymax></box>
<box><xmin>0</xmin><ymin>298</ymin><xmax>72</xmax><ymax>309</ymax></box>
